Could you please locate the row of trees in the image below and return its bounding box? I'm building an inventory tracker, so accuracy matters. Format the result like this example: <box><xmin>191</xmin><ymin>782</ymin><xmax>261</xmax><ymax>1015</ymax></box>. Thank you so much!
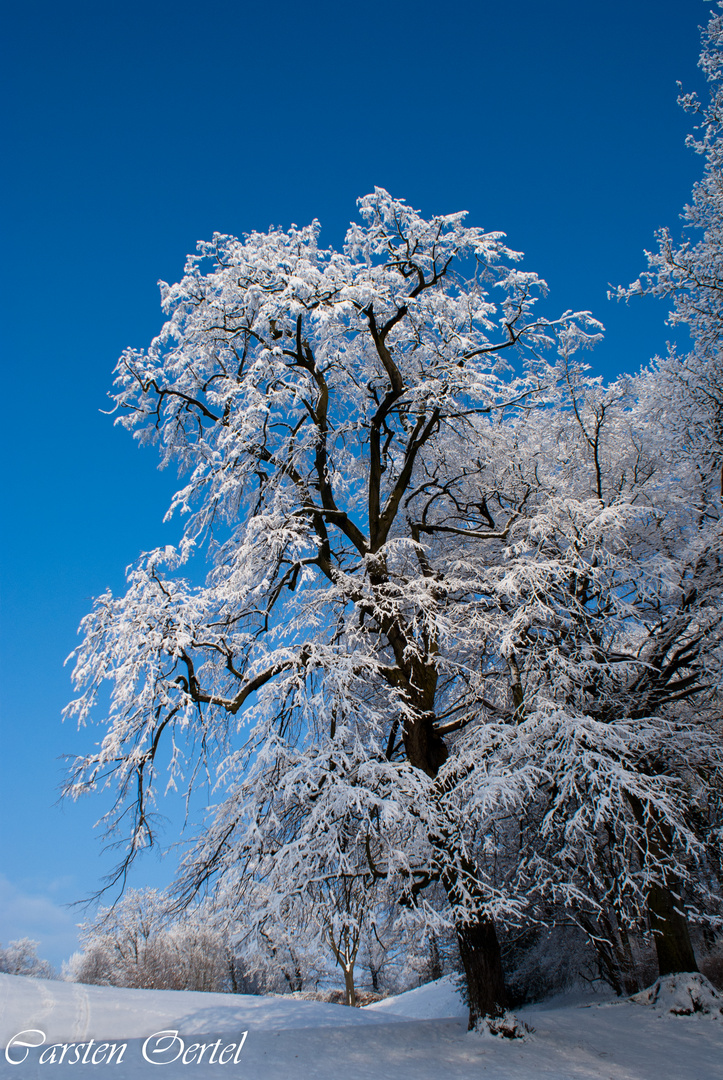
<box><xmin>67</xmin><ymin>887</ymin><xmax>455</xmax><ymax>1003</ymax></box>
<box><xmin>67</xmin><ymin>890</ymin><xmax>232</xmax><ymax>993</ymax></box>
<box><xmin>64</xmin><ymin>6</ymin><xmax>723</xmax><ymax>1029</ymax></box>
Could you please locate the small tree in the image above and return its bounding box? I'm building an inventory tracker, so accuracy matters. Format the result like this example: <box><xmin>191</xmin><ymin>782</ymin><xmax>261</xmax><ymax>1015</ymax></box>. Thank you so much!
<box><xmin>325</xmin><ymin>927</ymin><xmax>361</xmax><ymax>1006</ymax></box>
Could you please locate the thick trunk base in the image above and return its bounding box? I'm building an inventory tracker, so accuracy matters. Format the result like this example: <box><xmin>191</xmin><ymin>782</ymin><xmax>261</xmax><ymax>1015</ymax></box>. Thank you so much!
<box><xmin>649</xmin><ymin>884</ymin><xmax>699</xmax><ymax>976</ymax></box>
<box><xmin>456</xmin><ymin>918</ymin><xmax>508</xmax><ymax>1030</ymax></box>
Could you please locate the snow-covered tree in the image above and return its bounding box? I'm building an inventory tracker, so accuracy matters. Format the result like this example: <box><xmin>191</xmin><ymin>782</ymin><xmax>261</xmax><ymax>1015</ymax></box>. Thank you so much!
<box><xmin>619</xmin><ymin>0</ymin><xmax>723</xmax><ymax>492</ymax></box>
<box><xmin>357</xmin><ymin>892</ymin><xmax>446</xmax><ymax>995</ymax></box>
<box><xmin>0</xmin><ymin>939</ymin><xmax>55</xmax><ymax>979</ymax></box>
<box><xmin>605</xmin><ymin>1</ymin><xmax>723</xmax><ymax>976</ymax></box>
<box><xmin>68</xmin><ymin>889</ymin><xmax>233</xmax><ymax>991</ymax></box>
<box><xmin>64</xmin><ymin>188</ymin><xmax>600</xmax><ymax>1027</ymax></box>
<box><xmin>323</xmin><ymin>875</ymin><xmax>365</xmax><ymax>1007</ymax></box>
<box><xmin>471</xmin><ymin>366</ymin><xmax>723</xmax><ymax>985</ymax></box>
<box><xmin>232</xmin><ymin>885</ymin><xmax>325</xmax><ymax>994</ymax></box>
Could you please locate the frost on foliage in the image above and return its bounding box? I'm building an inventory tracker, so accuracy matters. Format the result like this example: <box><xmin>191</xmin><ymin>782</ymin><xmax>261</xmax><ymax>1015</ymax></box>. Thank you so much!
<box><xmin>619</xmin><ymin>1</ymin><xmax>723</xmax><ymax>484</ymax></box>
<box><xmin>64</xmin><ymin>186</ymin><xmax>723</xmax><ymax>1015</ymax></box>
<box><xmin>68</xmin><ymin>889</ymin><xmax>235</xmax><ymax>992</ymax></box>
<box><xmin>0</xmin><ymin>940</ymin><xmax>54</xmax><ymax>980</ymax></box>
<box><xmin>65</xmin><ymin>189</ymin><xmax>600</xmax><ymax>910</ymax></box>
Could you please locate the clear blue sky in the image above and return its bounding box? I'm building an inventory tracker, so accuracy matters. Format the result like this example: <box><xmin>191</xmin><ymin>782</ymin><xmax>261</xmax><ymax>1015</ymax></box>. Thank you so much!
<box><xmin>0</xmin><ymin>0</ymin><xmax>709</xmax><ymax>968</ymax></box>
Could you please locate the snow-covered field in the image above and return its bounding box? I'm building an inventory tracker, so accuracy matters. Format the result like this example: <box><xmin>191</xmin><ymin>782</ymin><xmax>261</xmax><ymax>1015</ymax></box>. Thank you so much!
<box><xmin>1</xmin><ymin>972</ymin><xmax>721</xmax><ymax>1079</ymax></box>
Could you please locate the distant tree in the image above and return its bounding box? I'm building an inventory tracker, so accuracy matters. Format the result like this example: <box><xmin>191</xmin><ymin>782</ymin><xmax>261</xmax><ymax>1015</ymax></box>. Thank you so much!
<box><xmin>251</xmin><ymin>898</ymin><xmax>318</xmax><ymax>994</ymax></box>
<box><xmin>0</xmin><ymin>939</ymin><xmax>54</xmax><ymax>979</ymax></box>
<box><xmin>68</xmin><ymin>889</ymin><xmax>232</xmax><ymax>992</ymax></box>
<box><xmin>358</xmin><ymin>894</ymin><xmax>432</xmax><ymax>995</ymax></box>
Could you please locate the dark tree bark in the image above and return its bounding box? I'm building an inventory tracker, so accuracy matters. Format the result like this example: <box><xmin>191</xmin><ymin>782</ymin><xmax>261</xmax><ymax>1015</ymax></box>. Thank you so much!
<box><xmin>627</xmin><ymin>794</ymin><xmax>699</xmax><ymax>977</ymax></box>
<box><xmin>428</xmin><ymin>932</ymin><xmax>443</xmax><ymax>982</ymax></box>
<box><xmin>456</xmin><ymin>918</ymin><xmax>508</xmax><ymax>1028</ymax></box>
<box><xmin>648</xmin><ymin>883</ymin><xmax>699</xmax><ymax>976</ymax></box>
<box><xmin>403</xmin><ymin>704</ymin><xmax>509</xmax><ymax>1028</ymax></box>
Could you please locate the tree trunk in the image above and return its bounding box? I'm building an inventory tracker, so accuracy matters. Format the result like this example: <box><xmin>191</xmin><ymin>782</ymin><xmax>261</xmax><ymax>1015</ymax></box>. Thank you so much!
<box><xmin>429</xmin><ymin>932</ymin><xmax>443</xmax><ymax>982</ymax></box>
<box><xmin>398</xmin><ymin>692</ymin><xmax>509</xmax><ymax>1028</ymax></box>
<box><xmin>626</xmin><ymin>794</ymin><xmax>699</xmax><ymax>977</ymax></box>
<box><xmin>439</xmin><ymin>850</ymin><xmax>508</xmax><ymax>1028</ymax></box>
<box><xmin>343</xmin><ymin>964</ymin><xmax>357</xmax><ymax>1007</ymax></box>
<box><xmin>579</xmin><ymin>911</ymin><xmax>642</xmax><ymax>996</ymax></box>
<box><xmin>648</xmin><ymin>883</ymin><xmax>699</xmax><ymax>976</ymax></box>
<box><xmin>456</xmin><ymin>917</ymin><xmax>508</xmax><ymax>1028</ymax></box>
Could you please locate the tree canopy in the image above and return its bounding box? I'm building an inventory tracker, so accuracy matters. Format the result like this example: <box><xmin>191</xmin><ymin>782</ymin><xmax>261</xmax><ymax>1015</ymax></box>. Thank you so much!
<box><xmin>65</xmin><ymin>9</ymin><xmax>723</xmax><ymax>1022</ymax></box>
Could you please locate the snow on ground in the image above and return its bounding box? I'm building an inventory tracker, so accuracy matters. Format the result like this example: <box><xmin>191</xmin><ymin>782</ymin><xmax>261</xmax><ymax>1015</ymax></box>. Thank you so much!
<box><xmin>630</xmin><ymin>972</ymin><xmax>723</xmax><ymax>1017</ymax></box>
<box><xmin>364</xmin><ymin>974</ymin><xmax>467</xmax><ymax>1020</ymax></box>
<box><xmin>1</xmin><ymin>972</ymin><xmax>721</xmax><ymax>1079</ymax></box>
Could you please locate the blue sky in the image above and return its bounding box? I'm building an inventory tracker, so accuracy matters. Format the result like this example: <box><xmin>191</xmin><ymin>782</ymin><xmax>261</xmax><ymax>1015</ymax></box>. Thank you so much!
<box><xmin>0</xmin><ymin>0</ymin><xmax>710</xmax><ymax>968</ymax></box>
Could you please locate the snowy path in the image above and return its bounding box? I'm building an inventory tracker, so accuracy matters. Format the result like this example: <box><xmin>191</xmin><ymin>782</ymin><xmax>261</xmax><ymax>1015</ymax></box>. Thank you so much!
<box><xmin>0</xmin><ymin>974</ymin><xmax>721</xmax><ymax>1079</ymax></box>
